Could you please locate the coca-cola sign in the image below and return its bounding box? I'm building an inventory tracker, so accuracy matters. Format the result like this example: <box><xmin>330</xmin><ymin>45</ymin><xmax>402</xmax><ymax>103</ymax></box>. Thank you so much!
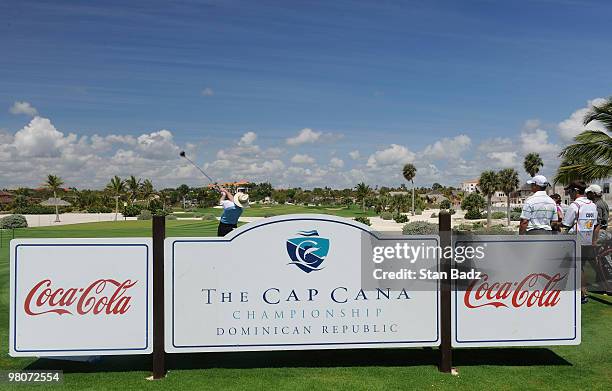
<box><xmin>452</xmin><ymin>236</ymin><xmax>580</xmax><ymax>348</ymax></box>
<box><xmin>10</xmin><ymin>239</ymin><xmax>152</xmax><ymax>357</ymax></box>
<box><xmin>24</xmin><ymin>278</ymin><xmax>138</xmax><ymax>316</ymax></box>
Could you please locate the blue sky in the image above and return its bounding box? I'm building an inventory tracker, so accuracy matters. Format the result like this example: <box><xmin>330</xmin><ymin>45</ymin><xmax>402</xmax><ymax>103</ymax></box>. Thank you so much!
<box><xmin>0</xmin><ymin>0</ymin><xmax>610</xmax><ymax>189</ymax></box>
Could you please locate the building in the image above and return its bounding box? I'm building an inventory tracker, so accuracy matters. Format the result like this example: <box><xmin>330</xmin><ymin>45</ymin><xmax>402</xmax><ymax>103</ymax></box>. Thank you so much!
<box><xmin>461</xmin><ymin>179</ymin><xmax>479</xmax><ymax>193</ymax></box>
<box><xmin>551</xmin><ymin>178</ymin><xmax>612</xmax><ymax>206</ymax></box>
<box><xmin>0</xmin><ymin>191</ymin><xmax>15</xmax><ymax>206</ymax></box>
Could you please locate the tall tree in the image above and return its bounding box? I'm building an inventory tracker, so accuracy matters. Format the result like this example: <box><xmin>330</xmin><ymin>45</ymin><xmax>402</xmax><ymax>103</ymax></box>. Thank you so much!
<box><xmin>556</xmin><ymin>97</ymin><xmax>612</xmax><ymax>184</ymax></box>
<box><xmin>478</xmin><ymin>170</ymin><xmax>499</xmax><ymax>228</ymax></box>
<box><xmin>497</xmin><ymin>168</ymin><xmax>519</xmax><ymax>226</ymax></box>
<box><xmin>402</xmin><ymin>163</ymin><xmax>417</xmax><ymax>215</ymax></box>
<box><xmin>125</xmin><ymin>175</ymin><xmax>141</xmax><ymax>204</ymax></box>
<box><xmin>106</xmin><ymin>176</ymin><xmax>125</xmax><ymax>221</ymax></box>
<box><xmin>355</xmin><ymin>182</ymin><xmax>371</xmax><ymax>212</ymax></box>
<box><xmin>45</xmin><ymin>174</ymin><xmax>64</xmax><ymax>222</ymax></box>
<box><xmin>177</xmin><ymin>184</ymin><xmax>190</xmax><ymax>209</ymax></box>
<box><xmin>140</xmin><ymin>179</ymin><xmax>156</xmax><ymax>207</ymax></box>
<box><xmin>523</xmin><ymin>152</ymin><xmax>543</xmax><ymax>177</ymax></box>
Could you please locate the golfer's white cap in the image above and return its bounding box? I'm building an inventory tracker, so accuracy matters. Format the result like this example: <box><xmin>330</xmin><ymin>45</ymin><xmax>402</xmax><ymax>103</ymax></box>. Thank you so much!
<box><xmin>527</xmin><ymin>175</ymin><xmax>549</xmax><ymax>187</ymax></box>
<box><xmin>586</xmin><ymin>184</ymin><xmax>602</xmax><ymax>195</ymax></box>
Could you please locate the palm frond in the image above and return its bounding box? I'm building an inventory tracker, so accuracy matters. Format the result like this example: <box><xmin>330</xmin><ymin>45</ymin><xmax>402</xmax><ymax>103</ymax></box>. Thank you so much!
<box><xmin>583</xmin><ymin>97</ymin><xmax>612</xmax><ymax>132</ymax></box>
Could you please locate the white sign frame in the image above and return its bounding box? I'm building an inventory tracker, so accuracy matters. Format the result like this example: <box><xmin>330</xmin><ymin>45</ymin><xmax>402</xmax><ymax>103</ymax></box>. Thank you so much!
<box><xmin>165</xmin><ymin>214</ymin><xmax>441</xmax><ymax>353</ymax></box>
<box><xmin>10</xmin><ymin>238</ymin><xmax>153</xmax><ymax>357</ymax></box>
<box><xmin>451</xmin><ymin>235</ymin><xmax>580</xmax><ymax>347</ymax></box>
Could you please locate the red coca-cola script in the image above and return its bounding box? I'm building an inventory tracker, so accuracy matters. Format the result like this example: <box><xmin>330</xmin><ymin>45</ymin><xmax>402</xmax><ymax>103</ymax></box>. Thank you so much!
<box><xmin>464</xmin><ymin>273</ymin><xmax>566</xmax><ymax>309</ymax></box>
<box><xmin>24</xmin><ymin>279</ymin><xmax>138</xmax><ymax>316</ymax></box>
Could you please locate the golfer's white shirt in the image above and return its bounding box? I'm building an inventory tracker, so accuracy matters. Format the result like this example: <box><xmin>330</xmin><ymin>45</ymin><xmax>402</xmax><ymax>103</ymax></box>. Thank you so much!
<box><xmin>562</xmin><ymin>196</ymin><xmax>598</xmax><ymax>245</ymax></box>
<box><xmin>520</xmin><ymin>191</ymin><xmax>558</xmax><ymax>231</ymax></box>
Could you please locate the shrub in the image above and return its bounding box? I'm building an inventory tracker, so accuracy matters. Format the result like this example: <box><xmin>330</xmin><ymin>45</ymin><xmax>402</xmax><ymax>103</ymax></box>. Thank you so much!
<box><xmin>454</xmin><ymin>223</ymin><xmax>514</xmax><ymax>235</ymax></box>
<box><xmin>14</xmin><ymin>205</ymin><xmax>55</xmax><ymax>214</ymax></box>
<box><xmin>0</xmin><ymin>214</ymin><xmax>28</xmax><ymax>229</ymax></box>
<box><xmin>464</xmin><ymin>209</ymin><xmax>483</xmax><ymax>220</ymax></box>
<box><xmin>439</xmin><ymin>199</ymin><xmax>451</xmax><ymax>210</ymax></box>
<box><xmin>137</xmin><ymin>210</ymin><xmax>152</xmax><ymax>220</ymax></box>
<box><xmin>380</xmin><ymin>211</ymin><xmax>393</xmax><ymax>220</ymax></box>
<box><xmin>402</xmin><ymin>221</ymin><xmax>438</xmax><ymax>235</ymax></box>
<box><xmin>165</xmin><ymin>214</ymin><xmax>177</xmax><ymax>220</ymax></box>
<box><xmin>86</xmin><ymin>205</ymin><xmax>113</xmax><ymax>213</ymax></box>
<box><xmin>491</xmin><ymin>211</ymin><xmax>506</xmax><ymax>219</ymax></box>
<box><xmin>449</xmin><ymin>208</ymin><xmax>456</xmax><ymax>215</ymax></box>
<box><xmin>510</xmin><ymin>211</ymin><xmax>522</xmax><ymax>221</ymax></box>
<box><xmin>415</xmin><ymin>209</ymin><xmax>423</xmax><ymax>215</ymax></box>
<box><xmin>123</xmin><ymin>204</ymin><xmax>143</xmax><ymax>217</ymax></box>
<box><xmin>354</xmin><ymin>216</ymin><xmax>371</xmax><ymax>226</ymax></box>
<box><xmin>512</xmin><ymin>206</ymin><xmax>522</xmax><ymax>213</ymax></box>
<box><xmin>430</xmin><ymin>212</ymin><xmax>438</xmax><ymax>218</ymax></box>
<box><xmin>394</xmin><ymin>214</ymin><xmax>409</xmax><ymax>223</ymax></box>
<box><xmin>201</xmin><ymin>214</ymin><xmax>217</xmax><ymax>221</ymax></box>
<box><xmin>461</xmin><ymin>193</ymin><xmax>486</xmax><ymax>216</ymax></box>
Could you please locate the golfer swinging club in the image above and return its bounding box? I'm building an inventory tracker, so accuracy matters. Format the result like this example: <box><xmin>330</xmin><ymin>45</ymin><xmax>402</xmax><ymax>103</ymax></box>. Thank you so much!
<box><xmin>217</xmin><ymin>185</ymin><xmax>249</xmax><ymax>237</ymax></box>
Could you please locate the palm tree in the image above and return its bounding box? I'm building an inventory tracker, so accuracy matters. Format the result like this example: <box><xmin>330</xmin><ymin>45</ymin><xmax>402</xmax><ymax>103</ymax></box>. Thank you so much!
<box><xmin>390</xmin><ymin>194</ymin><xmax>409</xmax><ymax>216</ymax></box>
<box><xmin>45</xmin><ymin>174</ymin><xmax>64</xmax><ymax>222</ymax></box>
<box><xmin>556</xmin><ymin>97</ymin><xmax>612</xmax><ymax>184</ymax></box>
<box><xmin>497</xmin><ymin>168</ymin><xmax>519</xmax><ymax>226</ymax></box>
<box><xmin>523</xmin><ymin>152</ymin><xmax>543</xmax><ymax>177</ymax></box>
<box><xmin>125</xmin><ymin>175</ymin><xmax>141</xmax><ymax>204</ymax></box>
<box><xmin>140</xmin><ymin>179</ymin><xmax>156</xmax><ymax>207</ymax></box>
<box><xmin>402</xmin><ymin>163</ymin><xmax>417</xmax><ymax>215</ymax></box>
<box><xmin>106</xmin><ymin>176</ymin><xmax>125</xmax><ymax>221</ymax></box>
<box><xmin>355</xmin><ymin>182</ymin><xmax>371</xmax><ymax>212</ymax></box>
<box><xmin>478</xmin><ymin>170</ymin><xmax>499</xmax><ymax>228</ymax></box>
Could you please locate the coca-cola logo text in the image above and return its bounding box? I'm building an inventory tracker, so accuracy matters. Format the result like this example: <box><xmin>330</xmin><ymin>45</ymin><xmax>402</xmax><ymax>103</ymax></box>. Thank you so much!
<box><xmin>24</xmin><ymin>279</ymin><xmax>137</xmax><ymax>316</ymax></box>
<box><xmin>464</xmin><ymin>273</ymin><xmax>566</xmax><ymax>309</ymax></box>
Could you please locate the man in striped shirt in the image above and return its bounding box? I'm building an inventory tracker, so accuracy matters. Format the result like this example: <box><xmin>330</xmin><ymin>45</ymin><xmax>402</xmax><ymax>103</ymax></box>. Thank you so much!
<box><xmin>519</xmin><ymin>175</ymin><xmax>558</xmax><ymax>235</ymax></box>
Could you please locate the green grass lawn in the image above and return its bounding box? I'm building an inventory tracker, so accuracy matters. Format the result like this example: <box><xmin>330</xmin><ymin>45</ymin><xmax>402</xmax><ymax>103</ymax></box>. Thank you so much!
<box><xmin>0</xmin><ymin>221</ymin><xmax>610</xmax><ymax>390</ymax></box>
<box><xmin>185</xmin><ymin>203</ymin><xmax>377</xmax><ymax>219</ymax></box>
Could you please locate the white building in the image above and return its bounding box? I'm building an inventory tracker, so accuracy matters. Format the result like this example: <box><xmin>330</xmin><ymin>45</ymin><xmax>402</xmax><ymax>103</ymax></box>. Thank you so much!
<box><xmin>461</xmin><ymin>179</ymin><xmax>479</xmax><ymax>193</ymax></box>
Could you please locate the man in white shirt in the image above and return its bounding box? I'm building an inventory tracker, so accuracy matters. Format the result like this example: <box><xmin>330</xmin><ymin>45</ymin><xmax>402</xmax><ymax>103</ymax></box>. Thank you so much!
<box><xmin>561</xmin><ymin>180</ymin><xmax>598</xmax><ymax>304</ymax></box>
<box><xmin>562</xmin><ymin>180</ymin><xmax>598</xmax><ymax>246</ymax></box>
<box><xmin>519</xmin><ymin>175</ymin><xmax>558</xmax><ymax>235</ymax></box>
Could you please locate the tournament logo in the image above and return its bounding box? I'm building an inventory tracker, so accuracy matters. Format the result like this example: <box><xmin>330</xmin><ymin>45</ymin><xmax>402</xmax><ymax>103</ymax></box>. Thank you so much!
<box><xmin>286</xmin><ymin>230</ymin><xmax>330</xmax><ymax>273</ymax></box>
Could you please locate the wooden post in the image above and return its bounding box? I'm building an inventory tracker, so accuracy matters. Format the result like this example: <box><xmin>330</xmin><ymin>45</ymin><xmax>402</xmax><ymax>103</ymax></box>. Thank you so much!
<box><xmin>152</xmin><ymin>216</ymin><xmax>166</xmax><ymax>379</ymax></box>
<box><xmin>438</xmin><ymin>211</ymin><xmax>452</xmax><ymax>373</ymax></box>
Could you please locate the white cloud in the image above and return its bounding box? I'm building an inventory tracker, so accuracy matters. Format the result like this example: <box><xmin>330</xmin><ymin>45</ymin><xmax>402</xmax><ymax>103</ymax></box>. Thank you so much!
<box><xmin>9</xmin><ymin>101</ymin><xmax>38</xmax><ymax>116</ymax></box>
<box><xmin>366</xmin><ymin>144</ymin><xmax>415</xmax><ymax>168</ymax></box>
<box><xmin>13</xmin><ymin>116</ymin><xmax>76</xmax><ymax>157</ymax></box>
<box><xmin>286</xmin><ymin>128</ymin><xmax>322</xmax><ymax>146</ymax></box>
<box><xmin>477</xmin><ymin>137</ymin><xmax>514</xmax><ymax>153</ymax></box>
<box><xmin>239</xmin><ymin>131</ymin><xmax>257</xmax><ymax>146</ymax></box>
<box><xmin>136</xmin><ymin>129</ymin><xmax>180</xmax><ymax>160</ymax></box>
<box><xmin>558</xmin><ymin>97</ymin><xmax>606</xmax><ymax>142</ymax></box>
<box><xmin>520</xmin><ymin>128</ymin><xmax>558</xmax><ymax>154</ymax></box>
<box><xmin>201</xmin><ymin>87</ymin><xmax>214</xmax><ymax>96</ymax></box>
<box><xmin>349</xmin><ymin>150</ymin><xmax>360</xmax><ymax>160</ymax></box>
<box><xmin>329</xmin><ymin>157</ymin><xmax>344</xmax><ymax>168</ymax></box>
<box><xmin>422</xmin><ymin>134</ymin><xmax>471</xmax><ymax>160</ymax></box>
<box><xmin>487</xmin><ymin>151</ymin><xmax>518</xmax><ymax>167</ymax></box>
<box><xmin>291</xmin><ymin>153</ymin><xmax>315</xmax><ymax>165</ymax></box>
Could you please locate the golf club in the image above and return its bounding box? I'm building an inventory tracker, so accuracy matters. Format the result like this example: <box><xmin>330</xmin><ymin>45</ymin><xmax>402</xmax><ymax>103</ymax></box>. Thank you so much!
<box><xmin>179</xmin><ymin>151</ymin><xmax>216</xmax><ymax>184</ymax></box>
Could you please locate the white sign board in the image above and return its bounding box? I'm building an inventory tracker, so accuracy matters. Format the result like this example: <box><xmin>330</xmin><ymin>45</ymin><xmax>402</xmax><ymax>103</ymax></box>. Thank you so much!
<box><xmin>10</xmin><ymin>238</ymin><xmax>152</xmax><ymax>356</ymax></box>
<box><xmin>165</xmin><ymin>215</ymin><xmax>440</xmax><ymax>352</ymax></box>
<box><xmin>452</xmin><ymin>236</ymin><xmax>580</xmax><ymax>347</ymax></box>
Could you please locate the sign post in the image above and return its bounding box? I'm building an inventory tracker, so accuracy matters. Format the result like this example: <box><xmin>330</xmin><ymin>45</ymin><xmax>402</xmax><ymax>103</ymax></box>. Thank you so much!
<box><xmin>152</xmin><ymin>216</ymin><xmax>166</xmax><ymax>379</ymax></box>
<box><xmin>438</xmin><ymin>212</ymin><xmax>452</xmax><ymax>373</ymax></box>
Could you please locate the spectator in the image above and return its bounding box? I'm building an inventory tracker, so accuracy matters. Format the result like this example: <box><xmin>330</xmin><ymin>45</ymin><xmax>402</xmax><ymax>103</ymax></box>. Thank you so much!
<box><xmin>586</xmin><ymin>184</ymin><xmax>609</xmax><ymax>242</ymax></box>
<box><xmin>519</xmin><ymin>175</ymin><xmax>557</xmax><ymax>235</ymax></box>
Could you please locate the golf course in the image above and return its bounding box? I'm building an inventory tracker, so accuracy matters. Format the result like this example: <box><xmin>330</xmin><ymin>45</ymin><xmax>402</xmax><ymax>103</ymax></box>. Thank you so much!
<box><xmin>0</xmin><ymin>220</ymin><xmax>610</xmax><ymax>390</ymax></box>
